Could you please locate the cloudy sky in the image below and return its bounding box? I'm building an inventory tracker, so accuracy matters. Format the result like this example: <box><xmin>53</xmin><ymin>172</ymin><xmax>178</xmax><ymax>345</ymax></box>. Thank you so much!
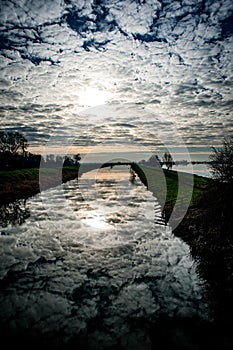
<box><xmin>0</xmin><ymin>0</ymin><xmax>232</xmax><ymax>162</ymax></box>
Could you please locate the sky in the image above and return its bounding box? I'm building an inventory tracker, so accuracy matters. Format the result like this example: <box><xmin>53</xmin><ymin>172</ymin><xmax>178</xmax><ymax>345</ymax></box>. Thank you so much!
<box><xmin>0</xmin><ymin>0</ymin><xmax>232</xmax><ymax>163</ymax></box>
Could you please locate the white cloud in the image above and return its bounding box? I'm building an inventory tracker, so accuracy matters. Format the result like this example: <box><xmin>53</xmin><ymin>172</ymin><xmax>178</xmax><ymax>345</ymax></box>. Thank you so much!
<box><xmin>0</xmin><ymin>0</ymin><xmax>232</xmax><ymax>149</ymax></box>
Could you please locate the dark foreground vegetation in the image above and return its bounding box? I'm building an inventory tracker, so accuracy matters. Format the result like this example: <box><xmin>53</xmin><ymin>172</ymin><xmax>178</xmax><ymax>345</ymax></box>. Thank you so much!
<box><xmin>174</xmin><ymin>138</ymin><xmax>233</xmax><ymax>334</ymax></box>
<box><xmin>174</xmin><ymin>181</ymin><xmax>233</xmax><ymax>307</ymax></box>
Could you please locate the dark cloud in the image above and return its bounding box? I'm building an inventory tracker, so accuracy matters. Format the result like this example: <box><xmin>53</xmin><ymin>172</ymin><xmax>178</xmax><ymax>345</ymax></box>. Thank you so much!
<box><xmin>0</xmin><ymin>89</ymin><xmax>23</xmax><ymax>100</ymax></box>
<box><xmin>221</xmin><ymin>12</ymin><xmax>233</xmax><ymax>38</ymax></box>
<box><xmin>82</xmin><ymin>38</ymin><xmax>110</xmax><ymax>51</ymax></box>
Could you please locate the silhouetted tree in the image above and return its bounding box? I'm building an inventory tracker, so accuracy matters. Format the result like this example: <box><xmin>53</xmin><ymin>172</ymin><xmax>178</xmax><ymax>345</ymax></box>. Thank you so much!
<box><xmin>0</xmin><ymin>131</ymin><xmax>29</xmax><ymax>170</ymax></box>
<box><xmin>0</xmin><ymin>131</ymin><xmax>28</xmax><ymax>155</ymax></box>
<box><xmin>45</xmin><ymin>154</ymin><xmax>55</xmax><ymax>166</ymax></box>
<box><xmin>63</xmin><ymin>156</ymin><xmax>74</xmax><ymax>167</ymax></box>
<box><xmin>73</xmin><ymin>153</ymin><xmax>81</xmax><ymax>166</ymax></box>
<box><xmin>55</xmin><ymin>155</ymin><xmax>64</xmax><ymax>166</ymax></box>
<box><xmin>162</xmin><ymin>151</ymin><xmax>173</xmax><ymax>170</ymax></box>
<box><xmin>209</xmin><ymin>137</ymin><xmax>233</xmax><ymax>184</ymax></box>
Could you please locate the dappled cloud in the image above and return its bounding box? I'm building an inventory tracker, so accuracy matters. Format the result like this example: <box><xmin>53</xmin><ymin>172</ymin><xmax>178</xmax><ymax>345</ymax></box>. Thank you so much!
<box><xmin>0</xmin><ymin>0</ymin><xmax>232</xmax><ymax>151</ymax></box>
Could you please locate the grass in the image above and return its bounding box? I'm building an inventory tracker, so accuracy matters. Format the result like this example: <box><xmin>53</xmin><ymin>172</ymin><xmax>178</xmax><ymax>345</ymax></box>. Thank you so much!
<box><xmin>0</xmin><ymin>167</ymin><xmax>80</xmax><ymax>203</ymax></box>
<box><xmin>0</xmin><ymin>167</ymin><xmax>80</xmax><ymax>183</ymax></box>
<box><xmin>135</xmin><ymin>165</ymin><xmax>210</xmax><ymax>207</ymax></box>
<box><xmin>165</xmin><ymin>169</ymin><xmax>210</xmax><ymax>206</ymax></box>
<box><xmin>0</xmin><ymin>168</ymin><xmax>39</xmax><ymax>183</ymax></box>
<box><xmin>0</xmin><ymin>165</ymin><xmax>211</xmax><ymax>207</ymax></box>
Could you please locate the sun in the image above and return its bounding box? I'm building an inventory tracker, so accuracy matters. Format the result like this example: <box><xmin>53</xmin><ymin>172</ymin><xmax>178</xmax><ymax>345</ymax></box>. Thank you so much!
<box><xmin>78</xmin><ymin>88</ymin><xmax>111</xmax><ymax>107</ymax></box>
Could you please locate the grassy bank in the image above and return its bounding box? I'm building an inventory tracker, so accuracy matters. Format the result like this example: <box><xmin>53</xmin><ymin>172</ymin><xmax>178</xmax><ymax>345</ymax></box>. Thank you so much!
<box><xmin>0</xmin><ymin>167</ymin><xmax>79</xmax><ymax>204</ymax></box>
<box><xmin>173</xmin><ymin>181</ymin><xmax>233</xmax><ymax>324</ymax></box>
<box><xmin>136</xmin><ymin>165</ymin><xmax>233</xmax><ymax>325</ymax></box>
<box><xmin>0</xmin><ymin>164</ymin><xmax>210</xmax><ymax>207</ymax></box>
<box><xmin>131</xmin><ymin>164</ymin><xmax>210</xmax><ymax>227</ymax></box>
<box><xmin>132</xmin><ymin>164</ymin><xmax>210</xmax><ymax>205</ymax></box>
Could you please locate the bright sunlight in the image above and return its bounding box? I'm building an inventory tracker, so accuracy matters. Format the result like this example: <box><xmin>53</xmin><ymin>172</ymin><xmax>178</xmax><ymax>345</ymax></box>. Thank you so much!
<box><xmin>78</xmin><ymin>88</ymin><xmax>111</xmax><ymax>107</ymax></box>
<box><xmin>85</xmin><ymin>213</ymin><xmax>109</xmax><ymax>229</ymax></box>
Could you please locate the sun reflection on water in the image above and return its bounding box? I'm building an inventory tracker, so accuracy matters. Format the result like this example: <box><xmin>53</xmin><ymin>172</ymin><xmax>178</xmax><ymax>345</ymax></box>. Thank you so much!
<box><xmin>85</xmin><ymin>212</ymin><xmax>110</xmax><ymax>230</ymax></box>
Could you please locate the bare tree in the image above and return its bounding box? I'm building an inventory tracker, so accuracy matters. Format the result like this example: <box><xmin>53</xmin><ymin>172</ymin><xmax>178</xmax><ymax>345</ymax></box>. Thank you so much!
<box><xmin>209</xmin><ymin>137</ymin><xmax>233</xmax><ymax>184</ymax></box>
<box><xmin>0</xmin><ymin>131</ymin><xmax>29</xmax><ymax>155</ymax></box>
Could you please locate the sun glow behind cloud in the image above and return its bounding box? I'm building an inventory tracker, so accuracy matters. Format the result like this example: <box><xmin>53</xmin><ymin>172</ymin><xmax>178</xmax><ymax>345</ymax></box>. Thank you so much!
<box><xmin>78</xmin><ymin>88</ymin><xmax>112</xmax><ymax>107</ymax></box>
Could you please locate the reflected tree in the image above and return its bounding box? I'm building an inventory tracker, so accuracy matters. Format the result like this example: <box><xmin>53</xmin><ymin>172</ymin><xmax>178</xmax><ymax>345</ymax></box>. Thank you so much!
<box><xmin>129</xmin><ymin>167</ymin><xmax>136</xmax><ymax>184</ymax></box>
<box><xmin>0</xmin><ymin>199</ymin><xmax>30</xmax><ymax>228</ymax></box>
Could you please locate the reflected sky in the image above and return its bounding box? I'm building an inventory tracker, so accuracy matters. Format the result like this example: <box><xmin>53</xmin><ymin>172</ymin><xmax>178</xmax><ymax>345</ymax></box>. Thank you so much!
<box><xmin>0</xmin><ymin>167</ymin><xmax>209</xmax><ymax>347</ymax></box>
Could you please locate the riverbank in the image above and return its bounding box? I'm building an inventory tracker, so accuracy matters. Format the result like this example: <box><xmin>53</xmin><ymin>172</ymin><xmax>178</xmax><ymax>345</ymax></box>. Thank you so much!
<box><xmin>0</xmin><ymin>164</ymin><xmax>209</xmax><ymax>206</ymax></box>
<box><xmin>0</xmin><ymin>164</ymin><xmax>99</xmax><ymax>204</ymax></box>
<box><xmin>136</xmin><ymin>165</ymin><xmax>233</xmax><ymax>326</ymax></box>
<box><xmin>134</xmin><ymin>164</ymin><xmax>210</xmax><ymax>210</ymax></box>
<box><xmin>0</xmin><ymin>167</ymin><xmax>75</xmax><ymax>204</ymax></box>
<box><xmin>173</xmin><ymin>181</ymin><xmax>233</xmax><ymax>322</ymax></box>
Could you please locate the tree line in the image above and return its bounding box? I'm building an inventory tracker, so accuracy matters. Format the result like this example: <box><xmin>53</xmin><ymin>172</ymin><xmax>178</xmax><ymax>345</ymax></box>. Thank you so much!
<box><xmin>0</xmin><ymin>131</ymin><xmax>232</xmax><ymax>185</ymax></box>
<box><xmin>139</xmin><ymin>152</ymin><xmax>174</xmax><ymax>170</ymax></box>
<box><xmin>0</xmin><ymin>131</ymin><xmax>81</xmax><ymax>171</ymax></box>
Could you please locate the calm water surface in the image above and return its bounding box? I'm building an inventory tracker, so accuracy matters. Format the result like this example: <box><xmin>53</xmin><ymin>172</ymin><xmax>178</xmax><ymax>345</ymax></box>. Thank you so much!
<box><xmin>0</xmin><ymin>168</ymin><xmax>209</xmax><ymax>348</ymax></box>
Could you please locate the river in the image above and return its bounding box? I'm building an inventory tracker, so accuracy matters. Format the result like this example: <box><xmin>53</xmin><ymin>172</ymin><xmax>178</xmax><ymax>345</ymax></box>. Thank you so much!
<box><xmin>0</xmin><ymin>167</ymin><xmax>209</xmax><ymax>349</ymax></box>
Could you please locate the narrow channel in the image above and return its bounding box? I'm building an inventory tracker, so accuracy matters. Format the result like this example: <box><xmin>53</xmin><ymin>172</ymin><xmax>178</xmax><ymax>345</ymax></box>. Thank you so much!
<box><xmin>0</xmin><ymin>167</ymin><xmax>209</xmax><ymax>348</ymax></box>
